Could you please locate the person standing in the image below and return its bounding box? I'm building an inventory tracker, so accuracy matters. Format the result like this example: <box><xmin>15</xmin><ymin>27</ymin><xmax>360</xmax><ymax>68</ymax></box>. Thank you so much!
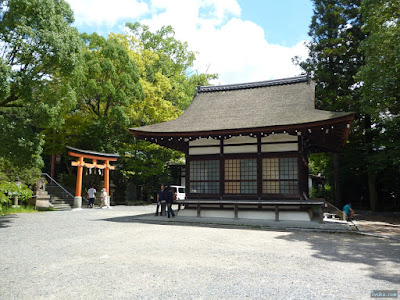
<box><xmin>87</xmin><ymin>185</ymin><xmax>96</xmax><ymax>208</ymax></box>
<box><xmin>155</xmin><ymin>184</ymin><xmax>167</xmax><ymax>216</ymax></box>
<box><xmin>166</xmin><ymin>186</ymin><xmax>175</xmax><ymax>218</ymax></box>
<box><xmin>100</xmin><ymin>187</ymin><xmax>108</xmax><ymax>208</ymax></box>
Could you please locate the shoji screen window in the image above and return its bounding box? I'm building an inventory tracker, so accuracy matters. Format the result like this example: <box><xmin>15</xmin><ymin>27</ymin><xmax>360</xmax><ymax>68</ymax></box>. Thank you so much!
<box><xmin>262</xmin><ymin>157</ymin><xmax>298</xmax><ymax>195</ymax></box>
<box><xmin>189</xmin><ymin>160</ymin><xmax>220</xmax><ymax>194</ymax></box>
<box><xmin>225</xmin><ymin>158</ymin><xmax>257</xmax><ymax>194</ymax></box>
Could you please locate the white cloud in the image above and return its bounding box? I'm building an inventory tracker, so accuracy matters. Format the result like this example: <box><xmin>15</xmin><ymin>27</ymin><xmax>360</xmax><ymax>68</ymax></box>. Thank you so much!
<box><xmin>67</xmin><ymin>0</ymin><xmax>308</xmax><ymax>84</ymax></box>
<box><xmin>67</xmin><ymin>0</ymin><xmax>148</xmax><ymax>27</ymax></box>
<box><xmin>141</xmin><ymin>0</ymin><xmax>308</xmax><ymax>84</ymax></box>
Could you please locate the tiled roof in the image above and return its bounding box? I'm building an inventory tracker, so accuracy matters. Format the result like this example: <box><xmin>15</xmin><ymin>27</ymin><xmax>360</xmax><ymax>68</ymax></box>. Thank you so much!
<box><xmin>66</xmin><ymin>146</ymin><xmax>120</xmax><ymax>158</ymax></box>
<box><xmin>197</xmin><ymin>75</ymin><xmax>310</xmax><ymax>93</ymax></box>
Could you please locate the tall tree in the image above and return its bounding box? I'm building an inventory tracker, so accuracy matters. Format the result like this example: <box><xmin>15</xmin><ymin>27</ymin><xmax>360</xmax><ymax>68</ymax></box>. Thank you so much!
<box><xmin>295</xmin><ymin>0</ymin><xmax>370</xmax><ymax>207</ymax></box>
<box><xmin>64</xmin><ymin>33</ymin><xmax>144</xmax><ymax>153</ymax></box>
<box><xmin>0</xmin><ymin>0</ymin><xmax>81</xmax><ymax>114</ymax></box>
<box><xmin>296</xmin><ymin>0</ymin><xmax>364</xmax><ymax>111</ymax></box>
<box><xmin>356</xmin><ymin>0</ymin><xmax>400</xmax><ymax>210</ymax></box>
<box><xmin>125</xmin><ymin>22</ymin><xmax>217</xmax><ymax>112</ymax></box>
<box><xmin>358</xmin><ymin>0</ymin><xmax>400</xmax><ymax>115</ymax></box>
<box><xmin>0</xmin><ymin>0</ymin><xmax>81</xmax><ymax>190</ymax></box>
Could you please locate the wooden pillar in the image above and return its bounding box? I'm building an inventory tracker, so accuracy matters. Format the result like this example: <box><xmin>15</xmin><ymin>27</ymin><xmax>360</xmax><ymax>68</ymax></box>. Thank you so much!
<box><xmin>333</xmin><ymin>153</ymin><xmax>341</xmax><ymax>207</ymax></box>
<box><xmin>75</xmin><ymin>157</ymin><xmax>84</xmax><ymax>197</ymax></box>
<box><xmin>319</xmin><ymin>205</ymin><xmax>324</xmax><ymax>223</ymax></box>
<box><xmin>275</xmin><ymin>205</ymin><xmax>279</xmax><ymax>221</ymax></box>
<box><xmin>197</xmin><ymin>203</ymin><xmax>201</xmax><ymax>217</ymax></box>
<box><xmin>104</xmin><ymin>160</ymin><xmax>110</xmax><ymax>196</ymax></box>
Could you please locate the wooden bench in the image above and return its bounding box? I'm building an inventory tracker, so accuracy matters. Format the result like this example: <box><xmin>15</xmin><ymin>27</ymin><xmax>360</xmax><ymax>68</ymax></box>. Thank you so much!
<box><xmin>174</xmin><ymin>200</ymin><xmax>325</xmax><ymax>223</ymax></box>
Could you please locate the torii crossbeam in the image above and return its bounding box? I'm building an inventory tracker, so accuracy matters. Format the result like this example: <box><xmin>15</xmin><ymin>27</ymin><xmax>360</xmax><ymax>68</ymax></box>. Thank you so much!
<box><xmin>67</xmin><ymin>146</ymin><xmax>119</xmax><ymax>208</ymax></box>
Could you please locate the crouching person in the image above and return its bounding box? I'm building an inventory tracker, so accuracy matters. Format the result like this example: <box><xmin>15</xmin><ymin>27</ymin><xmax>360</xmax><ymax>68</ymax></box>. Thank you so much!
<box><xmin>343</xmin><ymin>203</ymin><xmax>354</xmax><ymax>221</ymax></box>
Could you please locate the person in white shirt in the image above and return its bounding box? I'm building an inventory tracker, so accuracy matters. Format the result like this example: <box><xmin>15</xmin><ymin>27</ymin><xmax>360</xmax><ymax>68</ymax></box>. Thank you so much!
<box><xmin>100</xmin><ymin>188</ymin><xmax>109</xmax><ymax>208</ymax></box>
<box><xmin>87</xmin><ymin>185</ymin><xmax>96</xmax><ymax>208</ymax></box>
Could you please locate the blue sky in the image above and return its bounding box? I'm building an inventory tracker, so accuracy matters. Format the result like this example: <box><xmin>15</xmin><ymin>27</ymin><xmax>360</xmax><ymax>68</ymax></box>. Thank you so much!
<box><xmin>66</xmin><ymin>0</ymin><xmax>314</xmax><ymax>84</ymax></box>
<box><xmin>238</xmin><ymin>0</ymin><xmax>313</xmax><ymax>46</ymax></box>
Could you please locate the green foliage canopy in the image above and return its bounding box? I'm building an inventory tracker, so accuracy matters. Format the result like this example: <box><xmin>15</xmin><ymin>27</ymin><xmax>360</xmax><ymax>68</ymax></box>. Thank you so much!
<box><xmin>299</xmin><ymin>0</ymin><xmax>400</xmax><ymax>209</ymax></box>
<box><xmin>125</xmin><ymin>22</ymin><xmax>217</xmax><ymax>112</ymax></box>
<box><xmin>0</xmin><ymin>0</ymin><xmax>82</xmax><ymax>172</ymax></box>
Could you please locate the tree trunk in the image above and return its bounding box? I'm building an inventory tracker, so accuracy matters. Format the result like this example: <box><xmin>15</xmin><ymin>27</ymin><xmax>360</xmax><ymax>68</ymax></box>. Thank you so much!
<box><xmin>368</xmin><ymin>172</ymin><xmax>378</xmax><ymax>211</ymax></box>
<box><xmin>364</xmin><ymin>114</ymin><xmax>379</xmax><ymax>211</ymax></box>
<box><xmin>333</xmin><ymin>153</ymin><xmax>342</xmax><ymax>207</ymax></box>
<box><xmin>51</xmin><ymin>154</ymin><xmax>55</xmax><ymax>179</ymax></box>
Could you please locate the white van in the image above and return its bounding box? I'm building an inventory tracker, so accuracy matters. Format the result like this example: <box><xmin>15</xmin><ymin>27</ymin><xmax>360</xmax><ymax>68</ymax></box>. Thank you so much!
<box><xmin>171</xmin><ymin>185</ymin><xmax>186</xmax><ymax>200</ymax></box>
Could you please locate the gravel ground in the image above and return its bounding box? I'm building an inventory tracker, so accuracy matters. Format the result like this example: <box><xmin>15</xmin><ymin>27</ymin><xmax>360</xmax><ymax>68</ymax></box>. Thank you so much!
<box><xmin>1</xmin><ymin>205</ymin><xmax>399</xmax><ymax>300</ymax></box>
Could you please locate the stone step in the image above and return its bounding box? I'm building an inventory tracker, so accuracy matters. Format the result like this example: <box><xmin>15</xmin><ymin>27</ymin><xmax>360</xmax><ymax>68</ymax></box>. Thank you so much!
<box><xmin>45</xmin><ymin>183</ymin><xmax>74</xmax><ymax>206</ymax></box>
<box><xmin>46</xmin><ymin>188</ymin><xmax>73</xmax><ymax>198</ymax></box>
<box><xmin>50</xmin><ymin>195</ymin><xmax>73</xmax><ymax>201</ymax></box>
<box><xmin>51</xmin><ymin>204</ymin><xmax>72</xmax><ymax>211</ymax></box>
<box><xmin>51</xmin><ymin>199</ymin><xmax>74</xmax><ymax>205</ymax></box>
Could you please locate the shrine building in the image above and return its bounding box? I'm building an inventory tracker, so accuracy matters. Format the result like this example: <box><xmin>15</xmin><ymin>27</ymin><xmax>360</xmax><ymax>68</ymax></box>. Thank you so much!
<box><xmin>130</xmin><ymin>75</ymin><xmax>354</xmax><ymax>221</ymax></box>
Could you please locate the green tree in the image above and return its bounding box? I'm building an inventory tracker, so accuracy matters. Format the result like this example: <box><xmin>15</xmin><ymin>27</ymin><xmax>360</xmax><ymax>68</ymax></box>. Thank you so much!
<box><xmin>125</xmin><ymin>22</ymin><xmax>217</xmax><ymax>112</ymax></box>
<box><xmin>355</xmin><ymin>0</ymin><xmax>400</xmax><ymax>210</ymax></box>
<box><xmin>295</xmin><ymin>0</ymin><xmax>371</xmax><ymax>208</ymax></box>
<box><xmin>0</xmin><ymin>0</ymin><xmax>81</xmax><ymax>170</ymax></box>
<box><xmin>299</xmin><ymin>0</ymin><xmax>400</xmax><ymax>210</ymax></box>
<box><xmin>48</xmin><ymin>24</ymin><xmax>217</xmax><ymax>203</ymax></box>
<box><xmin>117</xmin><ymin>24</ymin><xmax>217</xmax><ymax>200</ymax></box>
<box><xmin>295</xmin><ymin>0</ymin><xmax>364</xmax><ymax>112</ymax></box>
<box><xmin>358</xmin><ymin>0</ymin><xmax>400</xmax><ymax>116</ymax></box>
<box><xmin>60</xmin><ymin>33</ymin><xmax>144</xmax><ymax>153</ymax></box>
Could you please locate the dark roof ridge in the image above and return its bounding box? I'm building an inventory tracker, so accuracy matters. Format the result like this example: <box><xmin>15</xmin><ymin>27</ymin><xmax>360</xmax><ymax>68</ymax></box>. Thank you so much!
<box><xmin>66</xmin><ymin>146</ymin><xmax>120</xmax><ymax>158</ymax></box>
<box><xmin>197</xmin><ymin>74</ymin><xmax>310</xmax><ymax>93</ymax></box>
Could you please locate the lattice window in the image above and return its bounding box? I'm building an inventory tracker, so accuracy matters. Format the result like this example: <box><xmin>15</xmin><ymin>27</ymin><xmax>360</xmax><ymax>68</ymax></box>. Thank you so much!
<box><xmin>189</xmin><ymin>160</ymin><xmax>220</xmax><ymax>194</ymax></box>
<box><xmin>225</xmin><ymin>158</ymin><xmax>257</xmax><ymax>194</ymax></box>
<box><xmin>262</xmin><ymin>157</ymin><xmax>298</xmax><ymax>194</ymax></box>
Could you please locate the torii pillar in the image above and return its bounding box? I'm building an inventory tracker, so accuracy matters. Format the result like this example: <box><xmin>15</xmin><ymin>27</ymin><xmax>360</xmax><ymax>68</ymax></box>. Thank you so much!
<box><xmin>67</xmin><ymin>146</ymin><xmax>119</xmax><ymax>208</ymax></box>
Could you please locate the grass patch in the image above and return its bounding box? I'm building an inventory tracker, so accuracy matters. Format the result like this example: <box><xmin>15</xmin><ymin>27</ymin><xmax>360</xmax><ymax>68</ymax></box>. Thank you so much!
<box><xmin>250</xmin><ymin>225</ymin><xmax>261</xmax><ymax>229</ymax></box>
<box><xmin>1</xmin><ymin>204</ymin><xmax>40</xmax><ymax>215</ymax></box>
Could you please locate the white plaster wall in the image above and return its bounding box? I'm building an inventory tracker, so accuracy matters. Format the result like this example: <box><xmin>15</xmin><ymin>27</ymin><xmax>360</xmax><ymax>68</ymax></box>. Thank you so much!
<box><xmin>261</xmin><ymin>133</ymin><xmax>298</xmax><ymax>143</ymax></box>
<box><xmin>224</xmin><ymin>136</ymin><xmax>257</xmax><ymax>145</ymax></box>
<box><xmin>278</xmin><ymin>211</ymin><xmax>311</xmax><ymax>221</ymax></box>
<box><xmin>224</xmin><ymin>145</ymin><xmax>258</xmax><ymax>153</ymax></box>
<box><xmin>202</xmin><ymin>210</ymin><xmax>235</xmax><ymax>218</ymax></box>
<box><xmin>189</xmin><ymin>146</ymin><xmax>220</xmax><ymax>155</ymax></box>
<box><xmin>261</xmin><ymin>143</ymin><xmax>298</xmax><ymax>152</ymax></box>
<box><xmin>179</xmin><ymin>208</ymin><xmax>311</xmax><ymax>221</ymax></box>
<box><xmin>240</xmin><ymin>211</ymin><xmax>310</xmax><ymax>221</ymax></box>
<box><xmin>239</xmin><ymin>211</ymin><xmax>275</xmax><ymax>220</ymax></box>
<box><xmin>189</xmin><ymin>138</ymin><xmax>220</xmax><ymax>146</ymax></box>
<box><xmin>178</xmin><ymin>209</ymin><xmax>234</xmax><ymax>218</ymax></box>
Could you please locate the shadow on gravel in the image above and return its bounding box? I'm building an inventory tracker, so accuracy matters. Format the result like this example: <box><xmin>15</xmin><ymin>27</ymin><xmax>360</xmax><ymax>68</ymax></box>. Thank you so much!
<box><xmin>100</xmin><ymin>214</ymin><xmax>349</xmax><ymax>234</ymax></box>
<box><xmin>275</xmin><ymin>232</ymin><xmax>400</xmax><ymax>285</ymax></box>
<box><xmin>0</xmin><ymin>214</ymin><xmax>18</xmax><ymax>228</ymax></box>
<box><xmin>99</xmin><ymin>213</ymin><xmax>285</xmax><ymax>232</ymax></box>
<box><xmin>100</xmin><ymin>214</ymin><xmax>265</xmax><ymax>231</ymax></box>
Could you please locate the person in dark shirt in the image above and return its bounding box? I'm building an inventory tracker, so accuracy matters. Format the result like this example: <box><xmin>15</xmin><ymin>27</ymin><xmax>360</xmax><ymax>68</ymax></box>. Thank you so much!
<box><xmin>155</xmin><ymin>184</ymin><xmax>167</xmax><ymax>216</ymax></box>
<box><xmin>166</xmin><ymin>186</ymin><xmax>176</xmax><ymax>218</ymax></box>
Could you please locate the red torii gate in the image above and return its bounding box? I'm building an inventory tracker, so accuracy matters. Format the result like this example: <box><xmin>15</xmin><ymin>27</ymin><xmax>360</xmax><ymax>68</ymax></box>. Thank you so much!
<box><xmin>67</xmin><ymin>146</ymin><xmax>119</xmax><ymax>208</ymax></box>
